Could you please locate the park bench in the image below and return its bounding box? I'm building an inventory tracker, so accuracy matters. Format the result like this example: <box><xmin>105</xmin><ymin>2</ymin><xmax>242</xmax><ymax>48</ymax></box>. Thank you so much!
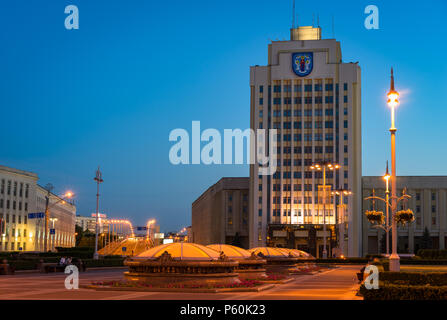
<box><xmin>41</xmin><ymin>263</ymin><xmax>66</xmax><ymax>273</ymax></box>
<box><xmin>0</xmin><ymin>260</ymin><xmax>15</xmax><ymax>275</ymax></box>
<box><xmin>39</xmin><ymin>261</ymin><xmax>86</xmax><ymax>273</ymax></box>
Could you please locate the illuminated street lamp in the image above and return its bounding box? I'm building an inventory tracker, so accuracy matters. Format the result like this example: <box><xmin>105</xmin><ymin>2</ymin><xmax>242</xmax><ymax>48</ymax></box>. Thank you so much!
<box><xmin>387</xmin><ymin>68</ymin><xmax>400</xmax><ymax>271</ymax></box>
<box><xmin>146</xmin><ymin>219</ymin><xmax>156</xmax><ymax>241</ymax></box>
<box><xmin>331</xmin><ymin>189</ymin><xmax>352</xmax><ymax>258</ymax></box>
<box><xmin>310</xmin><ymin>161</ymin><xmax>341</xmax><ymax>258</ymax></box>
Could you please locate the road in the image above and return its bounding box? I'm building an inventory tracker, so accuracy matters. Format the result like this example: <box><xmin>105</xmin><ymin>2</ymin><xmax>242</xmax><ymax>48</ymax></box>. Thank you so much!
<box><xmin>0</xmin><ymin>265</ymin><xmax>362</xmax><ymax>300</ymax></box>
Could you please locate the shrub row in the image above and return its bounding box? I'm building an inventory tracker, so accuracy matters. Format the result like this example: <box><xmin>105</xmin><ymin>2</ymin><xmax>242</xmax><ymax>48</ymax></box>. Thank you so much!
<box><xmin>301</xmin><ymin>258</ymin><xmax>369</xmax><ymax>264</ymax></box>
<box><xmin>359</xmin><ymin>283</ymin><xmax>447</xmax><ymax>300</ymax></box>
<box><xmin>416</xmin><ymin>249</ymin><xmax>447</xmax><ymax>260</ymax></box>
<box><xmin>401</xmin><ymin>259</ymin><xmax>447</xmax><ymax>265</ymax></box>
<box><xmin>82</xmin><ymin>259</ymin><xmax>124</xmax><ymax>268</ymax></box>
<box><xmin>380</xmin><ymin>271</ymin><xmax>447</xmax><ymax>286</ymax></box>
<box><xmin>55</xmin><ymin>247</ymin><xmax>93</xmax><ymax>252</ymax></box>
<box><xmin>5</xmin><ymin>258</ymin><xmax>124</xmax><ymax>270</ymax></box>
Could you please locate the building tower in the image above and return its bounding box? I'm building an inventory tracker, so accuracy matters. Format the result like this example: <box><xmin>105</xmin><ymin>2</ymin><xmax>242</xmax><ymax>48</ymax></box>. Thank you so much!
<box><xmin>249</xmin><ymin>26</ymin><xmax>362</xmax><ymax>257</ymax></box>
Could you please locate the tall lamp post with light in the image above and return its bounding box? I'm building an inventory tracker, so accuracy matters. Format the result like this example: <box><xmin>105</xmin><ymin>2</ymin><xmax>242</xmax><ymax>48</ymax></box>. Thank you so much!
<box><xmin>93</xmin><ymin>167</ymin><xmax>103</xmax><ymax>260</ymax></box>
<box><xmin>310</xmin><ymin>161</ymin><xmax>341</xmax><ymax>258</ymax></box>
<box><xmin>388</xmin><ymin>68</ymin><xmax>400</xmax><ymax>272</ymax></box>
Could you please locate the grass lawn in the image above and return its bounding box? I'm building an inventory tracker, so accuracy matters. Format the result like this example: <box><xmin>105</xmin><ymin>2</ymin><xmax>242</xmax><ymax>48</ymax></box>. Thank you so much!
<box><xmin>401</xmin><ymin>265</ymin><xmax>447</xmax><ymax>272</ymax></box>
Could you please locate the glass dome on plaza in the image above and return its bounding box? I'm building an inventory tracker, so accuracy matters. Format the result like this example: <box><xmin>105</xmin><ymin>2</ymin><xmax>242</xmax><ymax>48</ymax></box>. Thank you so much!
<box><xmin>248</xmin><ymin>247</ymin><xmax>291</xmax><ymax>258</ymax></box>
<box><xmin>135</xmin><ymin>242</ymin><xmax>221</xmax><ymax>261</ymax></box>
<box><xmin>276</xmin><ymin>248</ymin><xmax>315</xmax><ymax>259</ymax></box>
<box><xmin>207</xmin><ymin>244</ymin><xmax>252</xmax><ymax>259</ymax></box>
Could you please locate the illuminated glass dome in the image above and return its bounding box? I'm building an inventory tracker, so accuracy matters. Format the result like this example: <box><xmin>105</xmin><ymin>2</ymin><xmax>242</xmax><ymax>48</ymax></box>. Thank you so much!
<box><xmin>276</xmin><ymin>248</ymin><xmax>315</xmax><ymax>259</ymax></box>
<box><xmin>136</xmin><ymin>242</ymin><xmax>220</xmax><ymax>261</ymax></box>
<box><xmin>207</xmin><ymin>244</ymin><xmax>252</xmax><ymax>259</ymax></box>
<box><xmin>248</xmin><ymin>247</ymin><xmax>290</xmax><ymax>258</ymax></box>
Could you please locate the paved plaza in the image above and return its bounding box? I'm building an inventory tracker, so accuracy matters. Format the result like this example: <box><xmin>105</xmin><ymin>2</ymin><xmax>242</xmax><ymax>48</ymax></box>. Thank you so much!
<box><xmin>0</xmin><ymin>265</ymin><xmax>362</xmax><ymax>300</ymax></box>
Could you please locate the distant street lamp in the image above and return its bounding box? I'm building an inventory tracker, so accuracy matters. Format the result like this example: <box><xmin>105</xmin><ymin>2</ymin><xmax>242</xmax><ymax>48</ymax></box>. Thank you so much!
<box><xmin>93</xmin><ymin>166</ymin><xmax>104</xmax><ymax>260</ymax></box>
<box><xmin>310</xmin><ymin>161</ymin><xmax>341</xmax><ymax>258</ymax></box>
<box><xmin>331</xmin><ymin>189</ymin><xmax>352</xmax><ymax>258</ymax></box>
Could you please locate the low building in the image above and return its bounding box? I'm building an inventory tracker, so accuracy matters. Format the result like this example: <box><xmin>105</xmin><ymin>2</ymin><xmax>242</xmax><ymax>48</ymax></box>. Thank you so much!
<box><xmin>192</xmin><ymin>177</ymin><xmax>249</xmax><ymax>248</ymax></box>
<box><xmin>0</xmin><ymin>164</ymin><xmax>76</xmax><ymax>252</ymax></box>
<box><xmin>362</xmin><ymin>176</ymin><xmax>447</xmax><ymax>255</ymax></box>
<box><xmin>76</xmin><ymin>214</ymin><xmax>107</xmax><ymax>233</ymax></box>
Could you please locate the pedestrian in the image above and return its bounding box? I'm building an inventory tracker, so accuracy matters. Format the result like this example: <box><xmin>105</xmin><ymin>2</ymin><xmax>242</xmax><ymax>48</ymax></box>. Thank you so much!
<box><xmin>59</xmin><ymin>256</ymin><xmax>66</xmax><ymax>266</ymax></box>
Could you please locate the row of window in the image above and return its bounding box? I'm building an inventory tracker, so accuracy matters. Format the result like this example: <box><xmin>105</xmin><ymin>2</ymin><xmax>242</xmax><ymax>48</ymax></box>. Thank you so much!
<box><xmin>0</xmin><ymin>228</ymin><xmax>28</xmax><ymax>237</ymax></box>
<box><xmin>273</xmin><ymin>121</ymin><xmax>347</xmax><ymax>130</ymax></box>
<box><xmin>267</xmin><ymin>96</ymin><xmax>348</xmax><ymax>105</ymax></box>
<box><xmin>0</xmin><ymin>180</ymin><xmax>29</xmax><ymax>198</ymax></box>
<box><xmin>0</xmin><ymin>242</ymin><xmax>27</xmax><ymax>251</ymax></box>
<box><xmin>266</xmin><ymin>83</ymin><xmax>347</xmax><ymax>93</ymax></box>
<box><xmin>277</xmin><ymin>133</ymin><xmax>349</xmax><ymax>142</ymax></box>
<box><xmin>267</xmin><ymin>108</ymin><xmax>348</xmax><ymax>117</ymax></box>
<box><xmin>415</xmin><ymin>192</ymin><xmax>438</xmax><ymax>201</ymax></box>
<box><xmin>0</xmin><ymin>199</ymin><xmax>28</xmax><ymax>211</ymax></box>
<box><xmin>227</xmin><ymin>193</ymin><xmax>248</xmax><ymax>202</ymax></box>
<box><xmin>0</xmin><ymin>213</ymin><xmax>28</xmax><ymax>224</ymax></box>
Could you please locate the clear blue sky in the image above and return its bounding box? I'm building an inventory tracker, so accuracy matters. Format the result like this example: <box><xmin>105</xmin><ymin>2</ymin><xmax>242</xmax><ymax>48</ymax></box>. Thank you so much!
<box><xmin>0</xmin><ymin>0</ymin><xmax>446</xmax><ymax>232</ymax></box>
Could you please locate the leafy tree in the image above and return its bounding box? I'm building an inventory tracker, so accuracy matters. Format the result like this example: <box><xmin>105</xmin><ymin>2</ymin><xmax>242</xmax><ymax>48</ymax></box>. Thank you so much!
<box><xmin>420</xmin><ymin>227</ymin><xmax>432</xmax><ymax>250</ymax></box>
<box><xmin>230</xmin><ymin>232</ymin><xmax>243</xmax><ymax>248</ymax></box>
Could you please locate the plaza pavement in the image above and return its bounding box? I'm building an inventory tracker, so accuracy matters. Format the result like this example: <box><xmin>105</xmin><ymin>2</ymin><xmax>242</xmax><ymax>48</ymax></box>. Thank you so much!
<box><xmin>0</xmin><ymin>265</ymin><xmax>362</xmax><ymax>300</ymax></box>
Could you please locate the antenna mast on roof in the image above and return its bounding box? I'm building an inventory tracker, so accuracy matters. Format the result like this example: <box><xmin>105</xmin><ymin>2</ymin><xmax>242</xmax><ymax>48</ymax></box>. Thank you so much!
<box><xmin>317</xmin><ymin>14</ymin><xmax>320</xmax><ymax>27</ymax></box>
<box><xmin>332</xmin><ymin>15</ymin><xmax>335</xmax><ymax>38</ymax></box>
<box><xmin>292</xmin><ymin>0</ymin><xmax>296</xmax><ymax>29</ymax></box>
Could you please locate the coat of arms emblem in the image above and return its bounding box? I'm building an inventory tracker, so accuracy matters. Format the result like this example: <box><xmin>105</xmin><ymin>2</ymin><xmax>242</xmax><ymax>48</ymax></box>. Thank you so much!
<box><xmin>292</xmin><ymin>52</ymin><xmax>313</xmax><ymax>77</ymax></box>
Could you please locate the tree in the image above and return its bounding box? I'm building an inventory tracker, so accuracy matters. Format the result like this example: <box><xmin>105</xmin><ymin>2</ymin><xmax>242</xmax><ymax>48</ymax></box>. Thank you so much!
<box><xmin>75</xmin><ymin>225</ymin><xmax>83</xmax><ymax>246</ymax></box>
<box><xmin>420</xmin><ymin>227</ymin><xmax>432</xmax><ymax>250</ymax></box>
<box><xmin>230</xmin><ymin>232</ymin><xmax>243</xmax><ymax>248</ymax></box>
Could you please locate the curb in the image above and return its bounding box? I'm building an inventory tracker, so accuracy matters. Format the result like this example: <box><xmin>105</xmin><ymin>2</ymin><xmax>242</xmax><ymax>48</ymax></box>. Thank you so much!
<box><xmin>13</xmin><ymin>266</ymin><xmax>127</xmax><ymax>274</ymax></box>
<box><xmin>81</xmin><ymin>283</ymin><xmax>275</xmax><ymax>293</ymax></box>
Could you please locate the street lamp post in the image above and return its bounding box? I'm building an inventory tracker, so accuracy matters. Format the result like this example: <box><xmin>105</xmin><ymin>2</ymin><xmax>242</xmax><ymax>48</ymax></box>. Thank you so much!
<box><xmin>49</xmin><ymin>218</ymin><xmax>58</xmax><ymax>251</ymax></box>
<box><xmin>43</xmin><ymin>184</ymin><xmax>53</xmax><ymax>253</ymax></box>
<box><xmin>384</xmin><ymin>161</ymin><xmax>391</xmax><ymax>256</ymax></box>
<box><xmin>310</xmin><ymin>161</ymin><xmax>340</xmax><ymax>258</ymax></box>
<box><xmin>387</xmin><ymin>68</ymin><xmax>400</xmax><ymax>272</ymax></box>
<box><xmin>332</xmin><ymin>189</ymin><xmax>352</xmax><ymax>258</ymax></box>
<box><xmin>93</xmin><ymin>166</ymin><xmax>104</xmax><ymax>260</ymax></box>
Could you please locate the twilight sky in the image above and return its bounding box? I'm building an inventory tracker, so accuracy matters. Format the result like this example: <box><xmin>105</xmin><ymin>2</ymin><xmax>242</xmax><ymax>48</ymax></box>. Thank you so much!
<box><xmin>0</xmin><ymin>0</ymin><xmax>446</xmax><ymax>232</ymax></box>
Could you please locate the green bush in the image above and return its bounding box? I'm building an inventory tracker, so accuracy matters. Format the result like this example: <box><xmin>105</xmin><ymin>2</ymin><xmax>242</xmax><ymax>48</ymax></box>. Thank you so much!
<box><xmin>8</xmin><ymin>260</ymin><xmax>39</xmax><ymax>271</ymax></box>
<box><xmin>359</xmin><ymin>283</ymin><xmax>447</xmax><ymax>300</ymax></box>
<box><xmin>380</xmin><ymin>272</ymin><xmax>447</xmax><ymax>286</ymax></box>
<box><xmin>56</xmin><ymin>246</ymin><xmax>93</xmax><ymax>252</ymax></box>
<box><xmin>82</xmin><ymin>258</ymin><xmax>124</xmax><ymax>268</ymax></box>
<box><xmin>303</xmin><ymin>258</ymin><xmax>369</xmax><ymax>264</ymax></box>
<box><xmin>417</xmin><ymin>249</ymin><xmax>447</xmax><ymax>260</ymax></box>
<box><xmin>401</xmin><ymin>259</ymin><xmax>447</xmax><ymax>265</ymax></box>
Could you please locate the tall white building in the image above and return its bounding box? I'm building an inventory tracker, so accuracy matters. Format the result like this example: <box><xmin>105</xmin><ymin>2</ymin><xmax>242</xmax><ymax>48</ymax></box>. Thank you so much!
<box><xmin>0</xmin><ymin>165</ymin><xmax>76</xmax><ymax>252</ymax></box>
<box><xmin>249</xmin><ymin>26</ymin><xmax>362</xmax><ymax>257</ymax></box>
